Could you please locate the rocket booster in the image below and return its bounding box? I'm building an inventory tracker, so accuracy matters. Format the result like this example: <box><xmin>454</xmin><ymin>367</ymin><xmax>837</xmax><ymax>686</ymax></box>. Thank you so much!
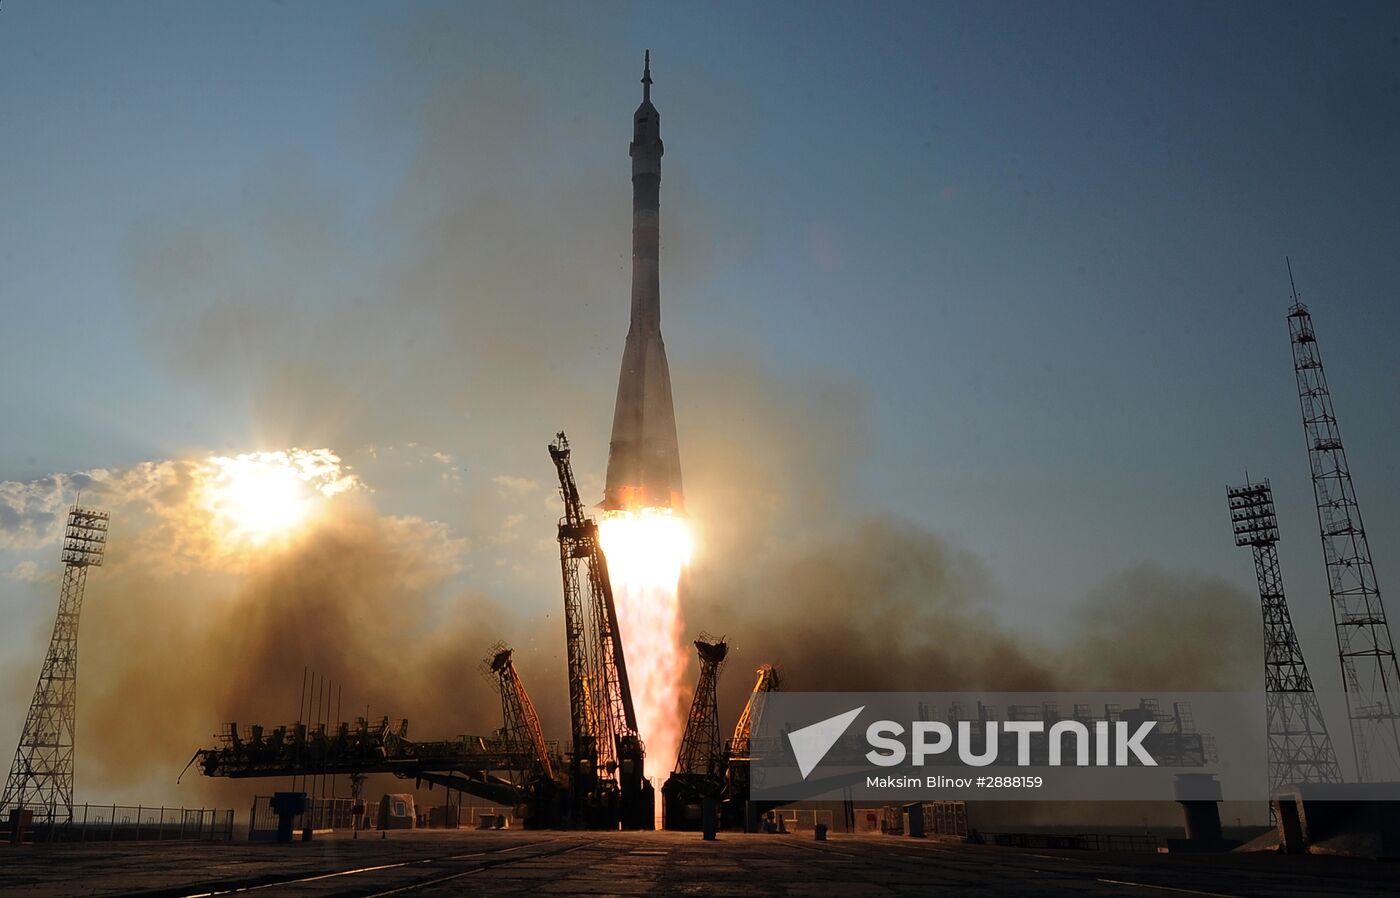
<box><xmin>602</xmin><ymin>52</ymin><xmax>684</xmax><ymax>514</ymax></box>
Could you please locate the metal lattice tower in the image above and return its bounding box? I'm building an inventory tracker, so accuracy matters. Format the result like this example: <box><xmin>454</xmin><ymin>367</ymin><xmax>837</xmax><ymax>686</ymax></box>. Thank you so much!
<box><xmin>728</xmin><ymin>664</ymin><xmax>779</xmax><ymax>761</ymax></box>
<box><xmin>1227</xmin><ymin>479</ymin><xmax>1344</xmax><ymax>790</ymax></box>
<box><xmin>674</xmin><ymin>634</ymin><xmax>727</xmax><ymax>777</ymax></box>
<box><xmin>549</xmin><ymin>432</ymin><xmax>651</xmax><ymax>828</ymax></box>
<box><xmin>549</xmin><ymin>433</ymin><xmax>639</xmax><ymax>771</ymax></box>
<box><xmin>481</xmin><ymin>643</ymin><xmax>554</xmax><ymax>784</ymax></box>
<box><xmin>1287</xmin><ymin>267</ymin><xmax>1400</xmax><ymax>781</ymax></box>
<box><xmin>1</xmin><ymin>504</ymin><xmax>109</xmax><ymax>827</ymax></box>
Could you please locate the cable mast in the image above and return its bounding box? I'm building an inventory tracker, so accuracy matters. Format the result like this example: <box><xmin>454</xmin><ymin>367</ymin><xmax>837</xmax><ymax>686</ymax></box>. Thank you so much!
<box><xmin>1287</xmin><ymin>263</ymin><xmax>1400</xmax><ymax>781</ymax></box>
<box><xmin>483</xmin><ymin>643</ymin><xmax>555</xmax><ymax>784</ymax></box>
<box><xmin>674</xmin><ymin>634</ymin><xmax>728</xmax><ymax>777</ymax></box>
<box><xmin>1</xmin><ymin>503</ymin><xmax>109</xmax><ymax>832</ymax></box>
<box><xmin>662</xmin><ymin>634</ymin><xmax>728</xmax><ymax>829</ymax></box>
<box><xmin>721</xmin><ymin>663</ymin><xmax>779</xmax><ymax>824</ymax></box>
<box><xmin>1227</xmin><ymin>479</ymin><xmax>1343</xmax><ymax>790</ymax></box>
<box><xmin>482</xmin><ymin>643</ymin><xmax>558</xmax><ymax>827</ymax></box>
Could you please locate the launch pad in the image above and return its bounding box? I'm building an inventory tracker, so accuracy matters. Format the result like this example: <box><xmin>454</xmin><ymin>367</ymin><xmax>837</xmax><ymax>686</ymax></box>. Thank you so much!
<box><xmin>189</xmin><ymin>434</ymin><xmax>775</xmax><ymax>833</ymax></box>
<box><xmin>6</xmin><ymin>829</ymin><xmax>1400</xmax><ymax>897</ymax></box>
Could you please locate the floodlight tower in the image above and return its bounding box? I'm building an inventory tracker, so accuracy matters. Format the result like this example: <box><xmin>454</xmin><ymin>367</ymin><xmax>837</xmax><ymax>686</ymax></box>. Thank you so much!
<box><xmin>1</xmin><ymin>504</ymin><xmax>109</xmax><ymax>828</ymax></box>
<box><xmin>1227</xmin><ymin>479</ymin><xmax>1343</xmax><ymax>790</ymax></box>
<box><xmin>1287</xmin><ymin>265</ymin><xmax>1400</xmax><ymax>781</ymax></box>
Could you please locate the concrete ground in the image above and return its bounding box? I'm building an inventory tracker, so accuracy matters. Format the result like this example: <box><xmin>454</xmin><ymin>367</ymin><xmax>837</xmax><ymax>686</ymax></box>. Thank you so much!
<box><xmin>2</xmin><ymin>829</ymin><xmax>1399</xmax><ymax>897</ymax></box>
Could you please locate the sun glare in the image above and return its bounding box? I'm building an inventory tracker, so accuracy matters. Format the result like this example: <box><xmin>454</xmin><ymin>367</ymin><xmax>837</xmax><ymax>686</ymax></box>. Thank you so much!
<box><xmin>205</xmin><ymin>452</ymin><xmax>317</xmax><ymax>544</ymax></box>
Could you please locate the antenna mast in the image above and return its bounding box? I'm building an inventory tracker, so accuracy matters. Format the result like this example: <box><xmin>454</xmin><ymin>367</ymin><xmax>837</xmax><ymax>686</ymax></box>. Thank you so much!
<box><xmin>1287</xmin><ymin>269</ymin><xmax>1400</xmax><ymax>780</ymax></box>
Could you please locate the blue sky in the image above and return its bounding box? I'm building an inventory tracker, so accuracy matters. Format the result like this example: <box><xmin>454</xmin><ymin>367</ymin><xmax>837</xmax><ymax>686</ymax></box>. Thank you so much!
<box><xmin>3</xmin><ymin>0</ymin><xmax>1400</xmax><ymax>757</ymax></box>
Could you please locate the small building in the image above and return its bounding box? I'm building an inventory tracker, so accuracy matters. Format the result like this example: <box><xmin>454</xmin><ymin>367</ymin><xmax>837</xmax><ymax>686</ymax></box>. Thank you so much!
<box><xmin>377</xmin><ymin>794</ymin><xmax>416</xmax><ymax>830</ymax></box>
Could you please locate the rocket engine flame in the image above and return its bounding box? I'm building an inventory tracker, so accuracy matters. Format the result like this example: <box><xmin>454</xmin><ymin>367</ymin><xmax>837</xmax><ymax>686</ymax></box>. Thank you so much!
<box><xmin>599</xmin><ymin>508</ymin><xmax>690</xmax><ymax>790</ymax></box>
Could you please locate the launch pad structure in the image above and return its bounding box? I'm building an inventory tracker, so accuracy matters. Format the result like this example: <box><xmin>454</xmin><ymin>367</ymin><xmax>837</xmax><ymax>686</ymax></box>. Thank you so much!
<box><xmin>190</xmin><ymin>58</ymin><xmax>781</xmax><ymax>832</ymax></box>
<box><xmin>548</xmin><ymin>432</ymin><xmax>652</xmax><ymax>829</ymax></box>
<box><xmin>193</xmin><ymin>434</ymin><xmax>777</xmax><ymax>832</ymax></box>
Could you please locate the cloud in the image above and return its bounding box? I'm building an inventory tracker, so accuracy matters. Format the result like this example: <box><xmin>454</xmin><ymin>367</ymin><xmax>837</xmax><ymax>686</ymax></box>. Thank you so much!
<box><xmin>492</xmin><ymin>475</ymin><xmax>540</xmax><ymax>498</ymax></box>
<box><xmin>4</xmin><ymin>561</ymin><xmax>45</xmax><ymax>583</ymax></box>
<box><xmin>490</xmin><ymin>512</ymin><xmax>528</xmax><ymax>546</ymax></box>
<box><xmin>0</xmin><ymin>471</ymin><xmax>107</xmax><ymax>550</ymax></box>
<box><xmin>0</xmin><ymin>450</ymin><xmax>361</xmax><ymax>578</ymax></box>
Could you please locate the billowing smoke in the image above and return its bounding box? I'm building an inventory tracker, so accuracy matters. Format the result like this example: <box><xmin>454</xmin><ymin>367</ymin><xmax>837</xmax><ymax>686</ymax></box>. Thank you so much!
<box><xmin>676</xmin><ymin>357</ymin><xmax>1258</xmax><ymax>719</ymax></box>
<box><xmin>0</xmin><ymin>367</ymin><xmax>1257</xmax><ymax>810</ymax></box>
<box><xmin>0</xmin><ymin>457</ymin><xmax>555</xmax><ymax>806</ymax></box>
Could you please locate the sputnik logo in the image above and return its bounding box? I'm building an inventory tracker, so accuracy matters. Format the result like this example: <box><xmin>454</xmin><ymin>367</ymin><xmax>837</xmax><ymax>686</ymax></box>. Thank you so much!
<box><xmin>787</xmin><ymin>706</ymin><xmax>864</xmax><ymax>779</ymax></box>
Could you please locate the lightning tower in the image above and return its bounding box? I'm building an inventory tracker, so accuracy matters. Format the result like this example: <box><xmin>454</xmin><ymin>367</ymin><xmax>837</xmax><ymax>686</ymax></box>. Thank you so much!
<box><xmin>1287</xmin><ymin>265</ymin><xmax>1400</xmax><ymax>781</ymax></box>
<box><xmin>1</xmin><ymin>504</ymin><xmax>109</xmax><ymax>830</ymax></box>
<box><xmin>1227</xmin><ymin>479</ymin><xmax>1343</xmax><ymax>790</ymax></box>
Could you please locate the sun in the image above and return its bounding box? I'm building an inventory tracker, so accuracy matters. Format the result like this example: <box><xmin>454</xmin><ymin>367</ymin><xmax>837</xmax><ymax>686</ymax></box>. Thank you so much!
<box><xmin>205</xmin><ymin>452</ymin><xmax>315</xmax><ymax>544</ymax></box>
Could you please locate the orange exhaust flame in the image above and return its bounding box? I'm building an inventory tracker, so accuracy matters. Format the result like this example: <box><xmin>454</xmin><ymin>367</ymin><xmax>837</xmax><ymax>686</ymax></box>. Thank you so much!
<box><xmin>598</xmin><ymin>508</ymin><xmax>691</xmax><ymax>802</ymax></box>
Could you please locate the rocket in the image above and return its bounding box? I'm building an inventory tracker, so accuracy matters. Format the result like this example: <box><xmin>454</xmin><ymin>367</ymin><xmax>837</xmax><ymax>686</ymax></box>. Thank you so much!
<box><xmin>602</xmin><ymin>51</ymin><xmax>685</xmax><ymax>514</ymax></box>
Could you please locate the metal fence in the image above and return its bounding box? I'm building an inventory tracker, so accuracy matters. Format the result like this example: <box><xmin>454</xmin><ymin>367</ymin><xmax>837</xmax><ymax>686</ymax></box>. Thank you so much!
<box><xmin>245</xmin><ymin>795</ymin><xmax>524</xmax><ymax>840</ymax></box>
<box><xmin>248</xmin><ymin>796</ymin><xmax>356</xmax><ymax>841</ymax></box>
<box><xmin>2</xmin><ymin>804</ymin><xmax>235</xmax><ymax>843</ymax></box>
